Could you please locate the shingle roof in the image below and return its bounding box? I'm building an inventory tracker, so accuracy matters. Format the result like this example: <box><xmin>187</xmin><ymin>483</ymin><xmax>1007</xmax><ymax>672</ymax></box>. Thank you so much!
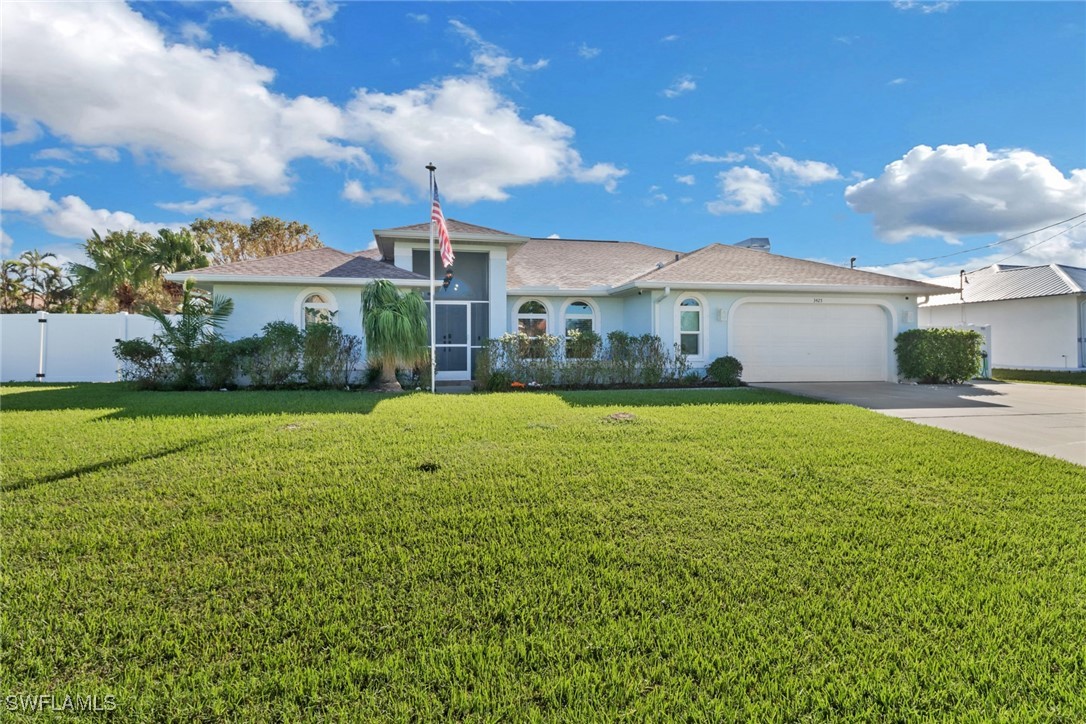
<box><xmin>924</xmin><ymin>263</ymin><xmax>1086</xmax><ymax>306</ymax></box>
<box><xmin>630</xmin><ymin>243</ymin><xmax>947</xmax><ymax>290</ymax></box>
<box><xmin>507</xmin><ymin>238</ymin><xmax>678</xmax><ymax>289</ymax></box>
<box><xmin>379</xmin><ymin>218</ymin><xmax>520</xmax><ymax>237</ymax></box>
<box><xmin>182</xmin><ymin>247</ymin><xmax>425</xmax><ymax>280</ymax></box>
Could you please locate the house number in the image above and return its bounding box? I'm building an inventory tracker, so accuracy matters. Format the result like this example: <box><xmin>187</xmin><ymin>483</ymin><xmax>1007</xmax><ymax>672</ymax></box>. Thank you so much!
<box><xmin>812</xmin><ymin>298</ymin><xmax>823</xmax><ymax>303</ymax></box>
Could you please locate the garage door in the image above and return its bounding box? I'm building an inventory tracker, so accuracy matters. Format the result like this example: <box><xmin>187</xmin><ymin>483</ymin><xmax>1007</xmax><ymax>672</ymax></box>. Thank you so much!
<box><xmin>730</xmin><ymin>302</ymin><xmax>889</xmax><ymax>382</ymax></box>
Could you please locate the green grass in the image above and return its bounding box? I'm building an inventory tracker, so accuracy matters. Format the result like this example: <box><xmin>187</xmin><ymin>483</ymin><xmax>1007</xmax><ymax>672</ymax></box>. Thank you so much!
<box><xmin>2</xmin><ymin>384</ymin><xmax>1084</xmax><ymax>721</ymax></box>
<box><xmin>992</xmin><ymin>368</ymin><xmax>1086</xmax><ymax>386</ymax></box>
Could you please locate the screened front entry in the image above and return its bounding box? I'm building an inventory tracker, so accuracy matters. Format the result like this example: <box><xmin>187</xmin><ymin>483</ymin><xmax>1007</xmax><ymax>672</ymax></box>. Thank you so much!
<box><xmin>413</xmin><ymin>250</ymin><xmax>490</xmax><ymax>380</ymax></box>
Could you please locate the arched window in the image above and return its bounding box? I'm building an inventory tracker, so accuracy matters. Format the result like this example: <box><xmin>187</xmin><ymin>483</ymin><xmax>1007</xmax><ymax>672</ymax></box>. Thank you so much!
<box><xmin>564</xmin><ymin>300</ymin><xmax>597</xmax><ymax>358</ymax></box>
<box><xmin>300</xmin><ymin>290</ymin><xmax>336</xmax><ymax>327</ymax></box>
<box><xmin>677</xmin><ymin>297</ymin><xmax>703</xmax><ymax>357</ymax></box>
<box><xmin>516</xmin><ymin>300</ymin><xmax>547</xmax><ymax>337</ymax></box>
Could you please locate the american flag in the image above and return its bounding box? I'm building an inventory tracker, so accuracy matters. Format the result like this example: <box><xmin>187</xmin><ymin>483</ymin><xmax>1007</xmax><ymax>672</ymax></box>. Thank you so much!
<box><xmin>432</xmin><ymin>179</ymin><xmax>454</xmax><ymax>268</ymax></box>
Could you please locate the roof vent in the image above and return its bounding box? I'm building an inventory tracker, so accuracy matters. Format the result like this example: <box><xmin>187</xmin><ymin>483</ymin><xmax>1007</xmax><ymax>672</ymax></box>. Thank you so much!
<box><xmin>656</xmin><ymin>261</ymin><xmax>666</xmax><ymax>269</ymax></box>
<box><xmin>734</xmin><ymin>237</ymin><xmax>770</xmax><ymax>251</ymax></box>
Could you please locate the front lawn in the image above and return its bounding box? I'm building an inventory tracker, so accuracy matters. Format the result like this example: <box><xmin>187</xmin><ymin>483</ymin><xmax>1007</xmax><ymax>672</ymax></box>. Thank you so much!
<box><xmin>2</xmin><ymin>385</ymin><xmax>1084</xmax><ymax>720</ymax></box>
<box><xmin>992</xmin><ymin>368</ymin><xmax>1086</xmax><ymax>386</ymax></box>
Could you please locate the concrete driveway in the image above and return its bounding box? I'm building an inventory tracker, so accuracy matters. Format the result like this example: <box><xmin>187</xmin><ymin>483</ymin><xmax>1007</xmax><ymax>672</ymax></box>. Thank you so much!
<box><xmin>753</xmin><ymin>381</ymin><xmax>1086</xmax><ymax>466</ymax></box>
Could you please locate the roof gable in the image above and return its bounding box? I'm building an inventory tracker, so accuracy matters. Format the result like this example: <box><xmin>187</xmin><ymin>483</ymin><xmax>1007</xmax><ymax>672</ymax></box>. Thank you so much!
<box><xmin>507</xmin><ymin>238</ymin><xmax>678</xmax><ymax>290</ymax></box>
<box><xmin>178</xmin><ymin>247</ymin><xmax>425</xmax><ymax>281</ymax></box>
<box><xmin>377</xmin><ymin>218</ymin><xmax>521</xmax><ymax>238</ymax></box>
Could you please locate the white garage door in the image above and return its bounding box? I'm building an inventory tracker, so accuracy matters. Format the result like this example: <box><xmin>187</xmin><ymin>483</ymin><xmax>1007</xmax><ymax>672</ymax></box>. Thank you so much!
<box><xmin>731</xmin><ymin>302</ymin><xmax>889</xmax><ymax>382</ymax></box>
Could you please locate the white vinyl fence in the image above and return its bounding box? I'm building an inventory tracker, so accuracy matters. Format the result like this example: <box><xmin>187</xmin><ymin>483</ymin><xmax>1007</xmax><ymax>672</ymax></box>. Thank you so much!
<box><xmin>1</xmin><ymin>313</ymin><xmax>161</xmax><ymax>383</ymax></box>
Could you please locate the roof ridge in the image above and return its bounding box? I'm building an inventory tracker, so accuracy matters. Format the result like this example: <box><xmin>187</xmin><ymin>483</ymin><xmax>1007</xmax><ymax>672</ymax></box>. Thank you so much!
<box><xmin>1050</xmin><ymin>263</ymin><xmax>1085</xmax><ymax>293</ymax></box>
<box><xmin>193</xmin><ymin>245</ymin><xmax>345</xmax><ymax>273</ymax></box>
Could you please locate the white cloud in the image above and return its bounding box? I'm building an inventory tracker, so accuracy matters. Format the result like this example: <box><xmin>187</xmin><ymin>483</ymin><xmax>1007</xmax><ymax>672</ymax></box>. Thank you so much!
<box><xmin>407</xmin><ymin>13</ymin><xmax>429</xmax><ymax>23</ymax></box>
<box><xmin>340</xmin><ymin>180</ymin><xmax>411</xmax><ymax>206</ymax></box>
<box><xmin>345</xmin><ymin>76</ymin><xmax>626</xmax><ymax>202</ymax></box>
<box><xmin>179</xmin><ymin>21</ymin><xmax>210</xmax><ymax>44</ymax></box>
<box><xmin>675</xmin><ymin>174</ymin><xmax>695</xmax><ymax>186</ymax></box>
<box><xmin>546</xmin><ymin>233</ymin><xmax>560</xmax><ymax>239</ymax></box>
<box><xmin>227</xmin><ymin>0</ymin><xmax>337</xmax><ymax>48</ymax></box>
<box><xmin>892</xmin><ymin>0</ymin><xmax>955</xmax><ymax>13</ymax></box>
<box><xmin>449</xmin><ymin>20</ymin><xmax>548</xmax><ymax>78</ymax></box>
<box><xmin>660</xmin><ymin>34</ymin><xmax>679</xmax><ymax>42</ymax></box>
<box><xmin>706</xmin><ymin>167</ymin><xmax>779</xmax><ymax>215</ymax></box>
<box><xmin>888</xmin><ymin>77</ymin><xmax>908</xmax><ymax>86</ymax></box>
<box><xmin>845</xmin><ymin>143</ymin><xmax>1086</xmax><ymax>242</ymax></box>
<box><xmin>2</xmin><ymin>1</ymin><xmax>367</xmax><ymax>194</ymax></box>
<box><xmin>2</xmin><ymin>174</ymin><xmax>173</xmax><ymax>239</ymax></box>
<box><xmin>1</xmin><ymin>229</ymin><xmax>14</xmax><ymax>256</ymax></box>
<box><xmin>757</xmin><ymin>152</ymin><xmax>842</xmax><ymax>185</ymax></box>
<box><xmin>577</xmin><ymin>43</ymin><xmax>601</xmax><ymax>59</ymax></box>
<box><xmin>1</xmin><ymin>114</ymin><xmax>42</xmax><ymax>145</ymax></box>
<box><xmin>656</xmin><ymin>115</ymin><xmax>679</xmax><ymax>123</ymax></box>
<box><xmin>156</xmin><ymin>195</ymin><xmax>257</xmax><ymax>220</ymax></box>
<box><xmin>662</xmin><ymin>75</ymin><xmax>696</xmax><ymax>98</ymax></box>
<box><xmin>687</xmin><ymin>152</ymin><xmax>745</xmax><ymax>164</ymax></box>
<box><xmin>33</xmin><ymin>148</ymin><xmax>79</xmax><ymax>163</ymax></box>
<box><xmin>90</xmin><ymin>147</ymin><xmax>120</xmax><ymax>162</ymax></box>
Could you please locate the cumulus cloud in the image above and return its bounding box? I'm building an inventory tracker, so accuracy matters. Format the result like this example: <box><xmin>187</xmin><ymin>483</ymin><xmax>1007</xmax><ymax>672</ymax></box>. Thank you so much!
<box><xmin>179</xmin><ymin>21</ymin><xmax>210</xmax><ymax>44</ymax></box>
<box><xmin>757</xmin><ymin>152</ymin><xmax>842</xmax><ymax>185</ymax></box>
<box><xmin>706</xmin><ymin>167</ymin><xmax>779</xmax><ymax>215</ymax></box>
<box><xmin>341</xmin><ymin>180</ymin><xmax>411</xmax><ymax>206</ymax></box>
<box><xmin>449</xmin><ymin>19</ymin><xmax>547</xmax><ymax>78</ymax></box>
<box><xmin>1</xmin><ymin>229</ymin><xmax>13</xmax><ymax>256</ymax></box>
<box><xmin>345</xmin><ymin>77</ymin><xmax>626</xmax><ymax>202</ymax></box>
<box><xmin>662</xmin><ymin>75</ymin><xmax>696</xmax><ymax>98</ymax></box>
<box><xmin>2</xmin><ymin>174</ymin><xmax>174</xmax><ymax>239</ymax></box>
<box><xmin>687</xmin><ymin>152</ymin><xmax>745</xmax><ymax>164</ymax></box>
<box><xmin>892</xmin><ymin>0</ymin><xmax>955</xmax><ymax>13</ymax></box>
<box><xmin>577</xmin><ymin>43</ymin><xmax>601</xmax><ymax>59</ymax></box>
<box><xmin>156</xmin><ymin>195</ymin><xmax>257</xmax><ymax>220</ymax></box>
<box><xmin>2</xmin><ymin>1</ymin><xmax>367</xmax><ymax>193</ymax></box>
<box><xmin>227</xmin><ymin>0</ymin><xmax>337</xmax><ymax>47</ymax></box>
<box><xmin>845</xmin><ymin>143</ymin><xmax>1086</xmax><ymax>242</ymax></box>
<box><xmin>675</xmin><ymin>174</ymin><xmax>695</xmax><ymax>186</ymax></box>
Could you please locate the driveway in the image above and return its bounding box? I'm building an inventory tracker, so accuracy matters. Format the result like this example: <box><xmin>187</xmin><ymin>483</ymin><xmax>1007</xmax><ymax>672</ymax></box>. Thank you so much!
<box><xmin>753</xmin><ymin>381</ymin><xmax>1086</xmax><ymax>466</ymax></box>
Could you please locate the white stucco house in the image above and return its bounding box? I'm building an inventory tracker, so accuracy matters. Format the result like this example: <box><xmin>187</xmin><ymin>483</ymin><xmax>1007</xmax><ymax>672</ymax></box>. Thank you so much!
<box><xmin>170</xmin><ymin>219</ymin><xmax>951</xmax><ymax>383</ymax></box>
<box><xmin>919</xmin><ymin>263</ymin><xmax>1086</xmax><ymax>370</ymax></box>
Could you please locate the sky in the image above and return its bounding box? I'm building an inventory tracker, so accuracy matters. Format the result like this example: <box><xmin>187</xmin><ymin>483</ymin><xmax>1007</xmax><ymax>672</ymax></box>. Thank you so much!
<box><xmin>1</xmin><ymin>0</ymin><xmax>1084</xmax><ymax>281</ymax></box>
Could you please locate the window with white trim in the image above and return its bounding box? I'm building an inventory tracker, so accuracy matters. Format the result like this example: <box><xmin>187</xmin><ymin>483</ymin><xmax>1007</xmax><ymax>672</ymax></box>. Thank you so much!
<box><xmin>302</xmin><ymin>292</ymin><xmax>336</xmax><ymax>327</ymax></box>
<box><xmin>516</xmin><ymin>300</ymin><xmax>547</xmax><ymax>337</ymax></box>
<box><xmin>678</xmin><ymin>297</ymin><xmax>702</xmax><ymax>357</ymax></box>
<box><xmin>564</xmin><ymin>300</ymin><xmax>597</xmax><ymax>358</ymax></box>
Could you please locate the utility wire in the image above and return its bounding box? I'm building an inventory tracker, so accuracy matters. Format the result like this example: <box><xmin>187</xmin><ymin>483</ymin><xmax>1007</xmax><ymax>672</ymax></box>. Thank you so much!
<box><xmin>987</xmin><ymin>218</ymin><xmax>1086</xmax><ymax>268</ymax></box>
<box><xmin>861</xmin><ymin>211</ymin><xmax>1086</xmax><ymax>269</ymax></box>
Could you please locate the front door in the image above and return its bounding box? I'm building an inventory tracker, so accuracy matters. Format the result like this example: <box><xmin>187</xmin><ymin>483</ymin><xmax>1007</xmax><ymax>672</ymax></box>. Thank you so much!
<box><xmin>435</xmin><ymin>302</ymin><xmax>470</xmax><ymax>380</ymax></box>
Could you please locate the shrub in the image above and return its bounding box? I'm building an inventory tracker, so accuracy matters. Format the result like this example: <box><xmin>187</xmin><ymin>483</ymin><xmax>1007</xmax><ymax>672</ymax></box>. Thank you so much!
<box><xmin>707</xmin><ymin>356</ymin><xmax>744</xmax><ymax>386</ymax></box>
<box><xmin>895</xmin><ymin>328</ymin><xmax>983</xmax><ymax>384</ymax></box>
<box><xmin>244</xmin><ymin>321</ymin><xmax>303</xmax><ymax>387</ymax></box>
<box><xmin>197</xmin><ymin>337</ymin><xmax>244</xmax><ymax>389</ymax></box>
<box><xmin>113</xmin><ymin>338</ymin><xmax>167</xmax><ymax>388</ymax></box>
<box><xmin>301</xmin><ymin>322</ymin><xmax>363</xmax><ymax>388</ymax></box>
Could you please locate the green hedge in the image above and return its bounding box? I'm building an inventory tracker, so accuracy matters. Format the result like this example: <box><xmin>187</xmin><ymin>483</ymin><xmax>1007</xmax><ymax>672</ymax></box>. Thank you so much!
<box><xmin>895</xmin><ymin>328</ymin><xmax>983</xmax><ymax>384</ymax></box>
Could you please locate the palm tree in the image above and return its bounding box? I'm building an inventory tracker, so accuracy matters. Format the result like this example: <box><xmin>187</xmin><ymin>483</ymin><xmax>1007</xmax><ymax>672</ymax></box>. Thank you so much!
<box><xmin>69</xmin><ymin>230</ymin><xmax>156</xmax><ymax>312</ymax></box>
<box><xmin>149</xmin><ymin>228</ymin><xmax>211</xmax><ymax>302</ymax></box>
<box><xmin>2</xmin><ymin>259</ymin><xmax>27</xmax><ymax>312</ymax></box>
<box><xmin>143</xmin><ymin>277</ymin><xmax>234</xmax><ymax>388</ymax></box>
<box><xmin>17</xmin><ymin>250</ymin><xmax>60</xmax><ymax>310</ymax></box>
<box><xmin>361</xmin><ymin>280</ymin><xmax>429</xmax><ymax>391</ymax></box>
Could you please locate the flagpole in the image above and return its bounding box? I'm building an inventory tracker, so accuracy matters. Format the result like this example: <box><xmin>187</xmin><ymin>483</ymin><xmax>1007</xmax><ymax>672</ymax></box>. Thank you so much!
<box><xmin>426</xmin><ymin>163</ymin><xmax>437</xmax><ymax>394</ymax></box>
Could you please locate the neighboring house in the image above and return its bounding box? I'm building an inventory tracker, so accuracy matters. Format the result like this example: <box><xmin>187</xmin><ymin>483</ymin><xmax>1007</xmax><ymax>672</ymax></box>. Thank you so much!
<box><xmin>170</xmin><ymin>219</ymin><xmax>950</xmax><ymax>383</ymax></box>
<box><xmin>919</xmin><ymin>263</ymin><xmax>1086</xmax><ymax>370</ymax></box>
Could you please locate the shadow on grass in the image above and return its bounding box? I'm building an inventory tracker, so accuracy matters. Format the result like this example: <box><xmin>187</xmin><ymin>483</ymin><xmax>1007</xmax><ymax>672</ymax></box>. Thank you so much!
<box><xmin>750</xmin><ymin>382</ymin><xmax>1015</xmax><ymax>411</ymax></box>
<box><xmin>0</xmin><ymin>383</ymin><xmax>386</xmax><ymax>419</ymax></box>
<box><xmin>550</xmin><ymin>387</ymin><xmax>825</xmax><ymax>408</ymax></box>
<box><xmin>2</xmin><ymin>436</ymin><xmax>221</xmax><ymax>493</ymax></box>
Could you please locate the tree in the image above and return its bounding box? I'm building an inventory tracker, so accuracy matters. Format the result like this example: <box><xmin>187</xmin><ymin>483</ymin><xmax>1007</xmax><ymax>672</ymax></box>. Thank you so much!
<box><xmin>2</xmin><ymin>259</ymin><xmax>27</xmax><ymax>312</ymax></box>
<box><xmin>361</xmin><ymin>280</ymin><xmax>429</xmax><ymax>391</ymax></box>
<box><xmin>143</xmin><ymin>277</ymin><xmax>234</xmax><ymax>388</ymax></box>
<box><xmin>69</xmin><ymin>230</ymin><xmax>156</xmax><ymax>312</ymax></box>
<box><xmin>190</xmin><ymin>216</ymin><xmax>322</xmax><ymax>265</ymax></box>
<box><xmin>16</xmin><ymin>250</ymin><xmax>60</xmax><ymax>310</ymax></box>
<box><xmin>149</xmin><ymin>227</ymin><xmax>212</xmax><ymax>301</ymax></box>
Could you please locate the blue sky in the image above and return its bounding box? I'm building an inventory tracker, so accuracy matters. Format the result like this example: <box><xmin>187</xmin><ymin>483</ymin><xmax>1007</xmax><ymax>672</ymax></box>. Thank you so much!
<box><xmin>2</xmin><ymin>0</ymin><xmax>1084</xmax><ymax>280</ymax></box>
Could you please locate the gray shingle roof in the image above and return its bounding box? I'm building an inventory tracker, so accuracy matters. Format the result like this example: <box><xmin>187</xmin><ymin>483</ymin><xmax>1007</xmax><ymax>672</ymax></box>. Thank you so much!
<box><xmin>630</xmin><ymin>243</ymin><xmax>948</xmax><ymax>290</ymax></box>
<box><xmin>379</xmin><ymin>218</ymin><xmax>520</xmax><ymax>237</ymax></box>
<box><xmin>182</xmin><ymin>247</ymin><xmax>425</xmax><ymax>280</ymax></box>
<box><xmin>507</xmin><ymin>238</ymin><xmax>678</xmax><ymax>289</ymax></box>
<box><xmin>924</xmin><ymin>263</ymin><xmax>1086</xmax><ymax>306</ymax></box>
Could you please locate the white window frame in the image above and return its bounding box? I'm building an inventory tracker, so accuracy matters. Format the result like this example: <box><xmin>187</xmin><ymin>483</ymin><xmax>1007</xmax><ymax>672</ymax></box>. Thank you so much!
<box><xmin>674</xmin><ymin>294</ymin><xmax>707</xmax><ymax>362</ymax></box>
<box><xmin>561</xmin><ymin>298</ymin><xmax>599</xmax><ymax>358</ymax></box>
<box><xmin>513</xmin><ymin>297</ymin><xmax>551</xmax><ymax>337</ymax></box>
<box><xmin>295</xmin><ymin>287</ymin><xmax>338</xmax><ymax>328</ymax></box>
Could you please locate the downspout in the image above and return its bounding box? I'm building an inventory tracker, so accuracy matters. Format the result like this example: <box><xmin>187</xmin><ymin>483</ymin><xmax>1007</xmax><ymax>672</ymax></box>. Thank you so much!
<box><xmin>652</xmin><ymin>286</ymin><xmax>671</xmax><ymax>337</ymax></box>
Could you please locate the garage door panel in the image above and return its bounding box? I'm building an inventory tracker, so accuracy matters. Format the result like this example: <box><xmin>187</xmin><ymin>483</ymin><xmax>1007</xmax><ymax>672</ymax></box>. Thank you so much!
<box><xmin>731</xmin><ymin>303</ymin><xmax>888</xmax><ymax>382</ymax></box>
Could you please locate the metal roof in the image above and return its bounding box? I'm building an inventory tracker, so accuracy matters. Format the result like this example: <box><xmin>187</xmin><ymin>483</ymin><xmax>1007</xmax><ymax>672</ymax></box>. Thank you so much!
<box><xmin>923</xmin><ymin>263</ymin><xmax>1086</xmax><ymax>306</ymax></box>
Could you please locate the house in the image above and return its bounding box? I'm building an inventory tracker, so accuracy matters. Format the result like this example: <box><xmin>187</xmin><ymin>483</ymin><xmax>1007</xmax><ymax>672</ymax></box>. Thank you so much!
<box><xmin>919</xmin><ymin>263</ymin><xmax>1086</xmax><ymax>370</ymax></box>
<box><xmin>171</xmin><ymin>219</ymin><xmax>951</xmax><ymax>383</ymax></box>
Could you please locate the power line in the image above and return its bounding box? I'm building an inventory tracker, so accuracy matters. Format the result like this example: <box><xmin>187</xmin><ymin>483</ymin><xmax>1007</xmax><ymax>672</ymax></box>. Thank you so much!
<box><xmin>987</xmin><ymin>219</ymin><xmax>1086</xmax><ymax>268</ymax></box>
<box><xmin>861</xmin><ymin>211</ymin><xmax>1086</xmax><ymax>269</ymax></box>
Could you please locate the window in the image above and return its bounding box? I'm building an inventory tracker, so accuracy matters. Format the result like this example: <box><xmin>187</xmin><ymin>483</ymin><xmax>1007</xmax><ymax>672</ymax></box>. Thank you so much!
<box><xmin>564</xmin><ymin>300</ymin><xmax>597</xmax><ymax>358</ymax></box>
<box><xmin>678</xmin><ymin>297</ymin><xmax>702</xmax><ymax>357</ymax></box>
<box><xmin>516</xmin><ymin>300</ymin><xmax>547</xmax><ymax>337</ymax></box>
<box><xmin>299</xmin><ymin>290</ymin><xmax>336</xmax><ymax>328</ymax></box>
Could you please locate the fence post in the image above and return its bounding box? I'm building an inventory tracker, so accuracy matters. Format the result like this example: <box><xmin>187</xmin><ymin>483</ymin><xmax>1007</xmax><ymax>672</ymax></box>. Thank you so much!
<box><xmin>37</xmin><ymin>311</ymin><xmax>48</xmax><ymax>382</ymax></box>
